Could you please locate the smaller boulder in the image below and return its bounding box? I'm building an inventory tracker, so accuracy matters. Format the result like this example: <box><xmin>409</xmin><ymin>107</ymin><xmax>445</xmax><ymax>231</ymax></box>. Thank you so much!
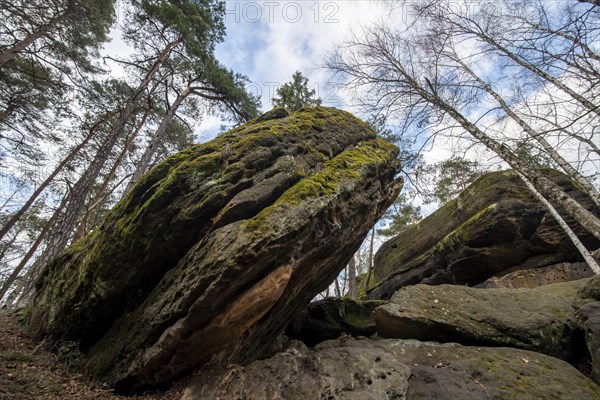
<box><xmin>375</xmin><ymin>283</ymin><xmax>577</xmax><ymax>360</ymax></box>
<box><xmin>285</xmin><ymin>298</ymin><xmax>385</xmax><ymax>346</ymax></box>
<box><xmin>369</xmin><ymin>170</ymin><xmax>600</xmax><ymax>300</ymax></box>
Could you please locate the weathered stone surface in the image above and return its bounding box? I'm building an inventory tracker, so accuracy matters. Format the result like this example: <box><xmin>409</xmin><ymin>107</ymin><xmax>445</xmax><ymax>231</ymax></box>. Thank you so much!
<box><xmin>368</xmin><ymin>170</ymin><xmax>600</xmax><ymax>300</ymax></box>
<box><xmin>575</xmin><ymin>277</ymin><xmax>600</xmax><ymax>386</ymax></box>
<box><xmin>285</xmin><ymin>298</ymin><xmax>384</xmax><ymax>346</ymax></box>
<box><xmin>579</xmin><ymin>302</ymin><xmax>600</xmax><ymax>386</ymax></box>
<box><xmin>375</xmin><ymin>283</ymin><xmax>577</xmax><ymax>359</ymax></box>
<box><xmin>532</xmin><ymin>277</ymin><xmax>592</xmax><ymax>301</ymax></box>
<box><xmin>576</xmin><ymin>275</ymin><xmax>600</xmax><ymax>305</ymax></box>
<box><xmin>182</xmin><ymin>338</ymin><xmax>600</xmax><ymax>400</ymax></box>
<box><xmin>477</xmin><ymin>262</ymin><xmax>594</xmax><ymax>289</ymax></box>
<box><xmin>29</xmin><ymin>107</ymin><xmax>402</xmax><ymax>392</ymax></box>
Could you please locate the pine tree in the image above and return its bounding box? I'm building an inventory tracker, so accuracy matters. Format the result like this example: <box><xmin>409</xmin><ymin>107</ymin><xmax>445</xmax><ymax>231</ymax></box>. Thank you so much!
<box><xmin>272</xmin><ymin>71</ymin><xmax>322</xmax><ymax>112</ymax></box>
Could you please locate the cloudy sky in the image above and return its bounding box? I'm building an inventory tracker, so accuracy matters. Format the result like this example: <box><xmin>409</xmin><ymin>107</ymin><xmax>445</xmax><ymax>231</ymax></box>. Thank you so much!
<box><xmin>198</xmin><ymin>1</ymin><xmax>392</xmax><ymax>134</ymax></box>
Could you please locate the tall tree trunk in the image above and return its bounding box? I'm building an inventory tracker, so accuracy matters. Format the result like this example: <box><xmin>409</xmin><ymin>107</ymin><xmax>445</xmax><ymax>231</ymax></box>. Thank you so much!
<box><xmin>455</xmin><ymin>54</ymin><xmax>600</xmax><ymax>208</ymax></box>
<box><xmin>516</xmin><ymin>170</ymin><xmax>600</xmax><ymax>274</ymax></box>
<box><xmin>124</xmin><ymin>86</ymin><xmax>191</xmax><ymax>194</ymax></box>
<box><xmin>30</xmin><ymin>39</ymin><xmax>182</xmax><ymax>282</ymax></box>
<box><xmin>401</xmin><ymin>69</ymin><xmax>600</xmax><ymax>241</ymax></box>
<box><xmin>364</xmin><ymin>227</ymin><xmax>375</xmax><ymax>292</ymax></box>
<box><xmin>73</xmin><ymin>105</ymin><xmax>151</xmax><ymax>240</ymax></box>
<box><xmin>0</xmin><ymin>192</ymin><xmax>68</xmax><ymax>302</ymax></box>
<box><xmin>347</xmin><ymin>255</ymin><xmax>357</xmax><ymax>299</ymax></box>
<box><xmin>0</xmin><ymin>111</ymin><xmax>117</xmax><ymax>243</ymax></box>
<box><xmin>0</xmin><ymin>230</ymin><xmax>19</xmax><ymax>271</ymax></box>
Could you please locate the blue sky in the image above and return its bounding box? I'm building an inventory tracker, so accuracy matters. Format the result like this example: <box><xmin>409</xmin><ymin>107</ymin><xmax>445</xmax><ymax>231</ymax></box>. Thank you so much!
<box><xmin>198</xmin><ymin>0</ymin><xmax>391</xmax><ymax>136</ymax></box>
<box><xmin>103</xmin><ymin>0</ymin><xmax>598</xmax><ymax>205</ymax></box>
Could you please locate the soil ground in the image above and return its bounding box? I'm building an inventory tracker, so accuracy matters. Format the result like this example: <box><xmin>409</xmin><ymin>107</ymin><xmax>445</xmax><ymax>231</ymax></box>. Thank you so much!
<box><xmin>0</xmin><ymin>312</ymin><xmax>185</xmax><ymax>400</ymax></box>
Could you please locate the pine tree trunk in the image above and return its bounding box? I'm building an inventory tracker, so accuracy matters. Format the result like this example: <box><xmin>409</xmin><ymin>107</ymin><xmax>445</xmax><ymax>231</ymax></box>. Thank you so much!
<box><xmin>0</xmin><ymin>230</ymin><xmax>19</xmax><ymax>273</ymax></box>
<box><xmin>73</xmin><ymin>105</ymin><xmax>151</xmax><ymax>240</ymax></box>
<box><xmin>0</xmin><ymin>192</ymin><xmax>68</xmax><ymax>302</ymax></box>
<box><xmin>0</xmin><ymin>12</ymin><xmax>65</xmax><ymax>65</ymax></box>
<box><xmin>29</xmin><ymin>39</ymin><xmax>182</xmax><ymax>283</ymax></box>
<box><xmin>364</xmin><ymin>227</ymin><xmax>375</xmax><ymax>292</ymax></box>
<box><xmin>124</xmin><ymin>87</ymin><xmax>191</xmax><ymax>194</ymax></box>
<box><xmin>348</xmin><ymin>255</ymin><xmax>357</xmax><ymax>299</ymax></box>
<box><xmin>0</xmin><ymin>112</ymin><xmax>116</xmax><ymax>243</ymax></box>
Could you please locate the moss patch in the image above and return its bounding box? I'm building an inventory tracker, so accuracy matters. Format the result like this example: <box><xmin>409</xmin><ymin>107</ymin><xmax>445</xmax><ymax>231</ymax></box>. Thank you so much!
<box><xmin>244</xmin><ymin>139</ymin><xmax>395</xmax><ymax>234</ymax></box>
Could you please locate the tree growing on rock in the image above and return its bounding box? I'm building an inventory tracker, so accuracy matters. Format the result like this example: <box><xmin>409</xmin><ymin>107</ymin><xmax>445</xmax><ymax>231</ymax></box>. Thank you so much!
<box><xmin>422</xmin><ymin>157</ymin><xmax>486</xmax><ymax>205</ymax></box>
<box><xmin>272</xmin><ymin>71</ymin><xmax>322</xmax><ymax>112</ymax></box>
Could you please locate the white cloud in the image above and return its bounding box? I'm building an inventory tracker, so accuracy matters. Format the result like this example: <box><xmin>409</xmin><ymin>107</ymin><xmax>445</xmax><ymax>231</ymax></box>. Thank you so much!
<box><xmin>217</xmin><ymin>0</ymin><xmax>390</xmax><ymax>111</ymax></box>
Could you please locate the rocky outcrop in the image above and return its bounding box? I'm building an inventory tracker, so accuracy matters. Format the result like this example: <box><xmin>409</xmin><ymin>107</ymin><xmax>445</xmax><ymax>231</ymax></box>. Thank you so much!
<box><xmin>575</xmin><ymin>276</ymin><xmax>600</xmax><ymax>385</ymax></box>
<box><xmin>182</xmin><ymin>337</ymin><xmax>600</xmax><ymax>399</ymax></box>
<box><xmin>285</xmin><ymin>298</ymin><xmax>384</xmax><ymax>346</ymax></box>
<box><xmin>29</xmin><ymin>107</ymin><xmax>402</xmax><ymax>392</ymax></box>
<box><xmin>580</xmin><ymin>302</ymin><xmax>600</xmax><ymax>385</ymax></box>
<box><xmin>368</xmin><ymin>170</ymin><xmax>600</xmax><ymax>300</ymax></box>
<box><xmin>374</xmin><ymin>283</ymin><xmax>578</xmax><ymax>360</ymax></box>
<box><xmin>476</xmin><ymin>261</ymin><xmax>594</xmax><ymax>289</ymax></box>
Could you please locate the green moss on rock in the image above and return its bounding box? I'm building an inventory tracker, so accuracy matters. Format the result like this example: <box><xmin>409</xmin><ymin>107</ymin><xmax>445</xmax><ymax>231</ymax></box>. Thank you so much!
<box><xmin>29</xmin><ymin>106</ymin><xmax>403</xmax><ymax>392</ymax></box>
<box><xmin>375</xmin><ymin>283</ymin><xmax>578</xmax><ymax>360</ymax></box>
<box><xmin>368</xmin><ymin>169</ymin><xmax>600</xmax><ymax>300</ymax></box>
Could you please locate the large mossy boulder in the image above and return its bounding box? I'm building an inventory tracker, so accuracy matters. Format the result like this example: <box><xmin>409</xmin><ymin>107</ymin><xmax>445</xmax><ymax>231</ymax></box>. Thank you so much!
<box><xmin>29</xmin><ymin>107</ymin><xmax>402</xmax><ymax>392</ymax></box>
<box><xmin>183</xmin><ymin>338</ymin><xmax>600</xmax><ymax>399</ymax></box>
<box><xmin>368</xmin><ymin>169</ymin><xmax>600</xmax><ymax>300</ymax></box>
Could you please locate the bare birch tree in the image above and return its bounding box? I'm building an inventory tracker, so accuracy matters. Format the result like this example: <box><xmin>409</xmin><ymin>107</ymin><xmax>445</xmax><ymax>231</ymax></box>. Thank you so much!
<box><xmin>326</xmin><ymin>1</ymin><xmax>600</xmax><ymax>266</ymax></box>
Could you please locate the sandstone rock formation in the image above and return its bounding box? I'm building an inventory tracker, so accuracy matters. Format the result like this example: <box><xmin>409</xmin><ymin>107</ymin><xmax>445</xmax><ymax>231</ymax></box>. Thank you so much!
<box><xmin>285</xmin><ymin>298</ymin><xmax>384</xmax><ymax>346</ymax></box>
<box><xmin>476</xmin><ymin>262</ymin><xmax>594</xmax><ymax>289</ymax></box>
<box><xmin>368</xmin><ymin>169</ymin><xmax>600</xmax><ymax>300</ymax></box>
<box><xmin>182</xmin><ymin>337</ymin><xmax>600</xmax><ymax>399</ymax></box>
<box><xmin>576</xmin><ymin>276</ymin><xmax>600</xmax><ymax>385</ymax></box>
<box><xmin>374</xmin><ymin>283</ymin><xmax>580</xmax><ymax>360</ymax></box>
<box><xmin>28</xmin><ymin>107</ymin><xmax>402</xmax><ymax>392</ymax></box>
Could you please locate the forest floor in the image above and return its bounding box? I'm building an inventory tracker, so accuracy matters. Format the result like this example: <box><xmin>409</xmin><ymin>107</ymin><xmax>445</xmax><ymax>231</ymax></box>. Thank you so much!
<box><xmin>0</xmin><ymin>312</ymin><xmax>185</xmax><ymax>400</ymax></box>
